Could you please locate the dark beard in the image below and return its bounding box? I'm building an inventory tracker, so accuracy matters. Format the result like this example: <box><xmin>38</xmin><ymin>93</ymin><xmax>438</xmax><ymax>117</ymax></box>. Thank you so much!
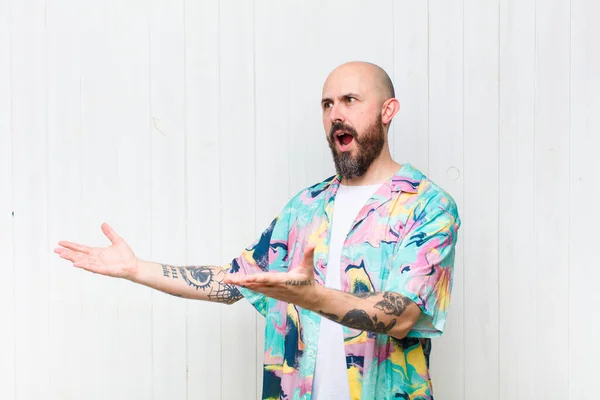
<box><xmin>327</xmin><ymin>114</ymin><xmax>385</xmax><ymax>179</ymax></box>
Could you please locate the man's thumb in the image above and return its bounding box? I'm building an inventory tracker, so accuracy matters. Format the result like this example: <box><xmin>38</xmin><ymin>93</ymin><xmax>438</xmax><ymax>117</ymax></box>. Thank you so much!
<box><xmin>303</xmin><ymin>245</ymin><xmax>316</xmax><ymax>265</ymax></box>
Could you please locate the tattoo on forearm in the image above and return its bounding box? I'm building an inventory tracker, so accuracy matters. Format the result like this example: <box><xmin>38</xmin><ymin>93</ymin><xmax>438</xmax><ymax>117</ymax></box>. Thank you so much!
<box><xmin>161</xmin><ymin>264</ymin><xmax>179</xmax><ymax>280</ymax></box>
<box><xmin>340</xmin><ymin>309</ymin><xmax>396</xmax><ymax>333</ymax></box>
<box><xmin>285</xmin><ymin>279</ymin><xmax>312</xmax><ymax>286</ymax></box>
<box><xmin>318</xmin><ymin>310</ymin><xmax>339</xmax><ymax>322</ymax></box>
<box><xmin>373</xmin><ymin>292</ymin><xmax>412</xmax><ymax>316</ymax></box>
<box><xmin>161</xmin><ymin>264</ymin><xmax>242</xmax><ymax>304</ymax></box>
<box><xmin>353</xmin><ymin>291</ymin><xmax>379</xmax><ymax>299</ymax></box>
<box><xmin>318</xmin><ymin>291</ymin><xmax>412</xmax><ymax>335</ymax></box>
<box><xmin>176</xmin><ymin>266</ymin><xmax>213</xmax><ymax>289</ymax></box>
<box><xmin>178</xmin><ymin>266</ymin><xmax>242</xmax><ymax>303</ymax></box>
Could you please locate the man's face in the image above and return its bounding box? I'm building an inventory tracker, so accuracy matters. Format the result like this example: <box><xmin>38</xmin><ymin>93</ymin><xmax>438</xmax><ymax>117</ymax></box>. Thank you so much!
<box><xmin>321</xmin><ymin>68</ymin><xmax>386</xmax><ymax>179</ymax></box>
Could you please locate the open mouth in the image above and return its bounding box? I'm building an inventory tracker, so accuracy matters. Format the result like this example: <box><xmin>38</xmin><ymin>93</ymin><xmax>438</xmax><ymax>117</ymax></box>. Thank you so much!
<box><xmin>335</xmin><ymin>130</ymin><xmax>354</xmax><ymax>151</ymax></box>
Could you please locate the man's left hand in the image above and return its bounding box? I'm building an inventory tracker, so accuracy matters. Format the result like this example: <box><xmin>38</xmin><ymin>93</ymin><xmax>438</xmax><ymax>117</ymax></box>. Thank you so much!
<box><xmin>223</xmin><ymin>246</ymin><xmax>321</xmax><ymax>309</ymax></box>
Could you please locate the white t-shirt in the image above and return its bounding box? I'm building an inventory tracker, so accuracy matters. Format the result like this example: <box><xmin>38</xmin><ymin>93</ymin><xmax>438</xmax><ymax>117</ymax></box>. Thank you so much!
<box><xmin>312</xmin><ymin>183</ymin><xmax>381</xmax><ymax>400</ymax></box>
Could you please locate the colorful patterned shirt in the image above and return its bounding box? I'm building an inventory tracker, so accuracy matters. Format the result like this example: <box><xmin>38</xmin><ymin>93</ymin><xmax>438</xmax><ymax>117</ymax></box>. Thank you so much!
<box><xmin>225</xmin><ymin>163</ymin><xmax>461</xmax><ymax>400</ymax></box>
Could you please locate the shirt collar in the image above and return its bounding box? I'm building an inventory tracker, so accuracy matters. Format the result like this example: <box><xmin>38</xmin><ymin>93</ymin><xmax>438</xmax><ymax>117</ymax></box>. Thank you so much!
<box><xmin>323</xmin><ymin>163</ymin><xmax>423</xmax><ymax>195</ymax></box>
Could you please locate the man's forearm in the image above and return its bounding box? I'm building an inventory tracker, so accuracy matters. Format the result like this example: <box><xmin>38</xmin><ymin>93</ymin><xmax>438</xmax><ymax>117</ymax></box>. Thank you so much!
<box><xmin>303</xmin><ymin>285</ymin><xmax>421</xmax><ymax>339</ymax></box>
<box><xmin>131</xmin><ymin>260</ymin><xmax>242</xmax><ymax>304</ymax></box>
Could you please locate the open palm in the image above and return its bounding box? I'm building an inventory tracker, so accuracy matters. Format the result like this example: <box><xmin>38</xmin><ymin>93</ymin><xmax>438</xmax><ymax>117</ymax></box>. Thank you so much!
<box><xmin>54</xmin><ymin>223</ymin><xmax>138</xmax><ymax>280</ymax></box>
<box><xmin>224</xmin><ymin>247</ymin><xmax>317</xmax><ymax>306</ymax></box>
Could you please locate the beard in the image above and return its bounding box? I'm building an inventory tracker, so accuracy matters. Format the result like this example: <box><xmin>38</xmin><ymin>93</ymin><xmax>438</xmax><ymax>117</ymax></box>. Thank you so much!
<box><xmin>327</xmin><ymin>114</ymin><xmax>385</xmax><ymax>180</ymax></box>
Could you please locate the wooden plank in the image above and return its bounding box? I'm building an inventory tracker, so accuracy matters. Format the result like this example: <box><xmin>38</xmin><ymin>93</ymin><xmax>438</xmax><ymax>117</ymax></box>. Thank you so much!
<box><xmin>218</xmin><ymin>1</ymin><xmax>258</xmax><ymax>398</ymax></box>
<box><xmin>284</xmin><ymin>1</ymin><xmax>325</xmax><ymax>190</ymax></box>
<box><xmin>284</xmin><ymin>0</ymin><xmax>327</xmax><ymax>191</ymax></box>
<box><xmin>533</xmin><ymin>0</ymin><xmax>571</xmax><ymax>397</ymax></box>
<box><xmin>427</xmin><ymin>1</ymin><xmax>465</xmax><ymax>398</ymax></box>
<box><xmin>46</xmin><ymin>0</ymin><xmax>85</xmax><ymax>398</ymax></box>
<box><xmin>109</xmin><ymin>0</ymin><xmax>153</xmax><ymax>398</ymax></box>
<box><xmin>78</xmin><ymin>1</ymin><xmax>123</xmax><ymax>397</ymax></box>
<box><xmin>149</xmin><ymin>0</ymin><xmax>188</xmax><ymax>398</ymax></box>
<box><xmin>498</xmin><ymin>0</ymin><xmax>536</xmax><ymax>398</ymax></box>
<box><xmin>253</xmin><ymin>1</ymin><xmax>296</xmax><ymax>397</ymax></box>
<box><xmin>392</xmin><ymin>0</ymin><xmax>429</xmax><ymax>171</ymax></box>
<box><xmin>0</xmin><ymin>0</ymin><xmax>15</xmax><ymax>397</ymax></box>
<box><xmin>254</xmin><ymin>0</ymin><xmax>292</xmax><ymax>242</ymax></box>
<box><xmin>569</xmin><ymin>0</ymin><xmax>600</xmax><ymax>397</ymax></box>
<box><xmin>463</xmin><ymin>0</ymin><xmax>499</xmax><ymax>397</ymax></box>
<box><xmin>11</xmin><ymin>0</ymin><xmax>51</xmax><ymax>397</ymax></box>
<box><xmin>183</xmin><ymin>0</ymin><xmax>223</xmax><ymax>398</ymax></box>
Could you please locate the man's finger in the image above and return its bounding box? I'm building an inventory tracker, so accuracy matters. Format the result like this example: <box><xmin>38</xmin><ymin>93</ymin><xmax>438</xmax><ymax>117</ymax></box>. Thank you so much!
<box><xmin>244</xmin><ymin>282</ymin><xmax>275</xmax><ymax>291</ymax></box>
<box><xmin>57</xmin><ymin>241</ymin><xmax>91</xmax><ymax>254</ymax></box>
<box><xmin>242</xmin><ymin>282</ymin><xmax>260</xmax><ymax>288</ymax></box>
<box><xmin>101</xmin><ymin>222</ymin><xmax>121</xmax><ymax>245</ymax></box>
<box><xmin>303</xmin><ymin>246</ymin><xmax>315</xmax><ymax>261</ymax></box>
<box><xmin>226</xmin><ymin>272</ymin><xmax>283</xmax><ymax>285</ymax></box>
<box><xmin>224</xmin><ymin>275</ymin><xmax>246</xmax><ymax>285</ymax></box>
<box><xmin>55</xmin><ymin>248</ymin><xmax>87</xmax><ymax>264</ymax></box>
<box><xmin>252</xmin><ymin>275</ymin><xmax>272</xmax><ymax>284</ymax></box>
<box><xmin>300</xmin><ymin>246</ymin><xmax>316</xmax><ymax>269</ymax></box>
<box><xmin>244</xmin><ymin>273</ymin><xmax>279</xmax><ymax>284</ymax></box>
<box><xmin>237</xmin><ymin>276</ymin><xmax>264</xmax><ymax>285</ymax></box>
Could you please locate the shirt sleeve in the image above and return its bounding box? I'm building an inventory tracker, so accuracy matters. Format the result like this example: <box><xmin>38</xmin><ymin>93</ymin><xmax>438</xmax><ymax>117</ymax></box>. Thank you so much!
<box><xmin>222</xmin><ymin>210</ymin><xmax>291</xmax><ymax>317</ymax></box>
<box><xmin>386</xmin><ymin>196</ymin><xmax>461</xmax><ymax>338</ymax></box>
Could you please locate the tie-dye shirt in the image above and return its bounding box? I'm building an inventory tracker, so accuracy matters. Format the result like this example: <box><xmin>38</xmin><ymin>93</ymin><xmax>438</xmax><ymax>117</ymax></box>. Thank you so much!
<box><xmin>225</xmin><ymin>163</ymin><xmax>461</xmax><ymax>400</ymax></box>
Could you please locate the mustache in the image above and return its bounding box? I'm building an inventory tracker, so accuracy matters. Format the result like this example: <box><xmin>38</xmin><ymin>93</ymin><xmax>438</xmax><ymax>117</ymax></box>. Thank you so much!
<box><xmin>329</xmin><ymin>122</ymin><xmax>358</xmax><ymax>141</ymax></box>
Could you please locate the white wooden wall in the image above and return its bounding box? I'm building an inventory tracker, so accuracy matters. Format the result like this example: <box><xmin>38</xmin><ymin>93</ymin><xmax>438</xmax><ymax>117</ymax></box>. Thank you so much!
<box><xmin>1</xmin><ymin>0</ymin><xmax>599</xmax><ymax>399</ymax></box>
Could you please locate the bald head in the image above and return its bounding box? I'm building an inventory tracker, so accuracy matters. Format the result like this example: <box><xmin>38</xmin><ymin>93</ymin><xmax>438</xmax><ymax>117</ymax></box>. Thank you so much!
<box><xmin>323</xmin><ymin>61</ymin><xmax>395</xmax><ymax>103</ymax></box>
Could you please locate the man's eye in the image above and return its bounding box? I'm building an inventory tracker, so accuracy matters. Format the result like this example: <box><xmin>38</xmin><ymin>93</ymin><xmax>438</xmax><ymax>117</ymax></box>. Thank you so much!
<box><xmin>346</xmin><ymin>97</ymin><xmax>356</xmax><ymax>103</ymax></box>
<box><xmin>323</xmin><ymin>102</ymin><xmax>332</xmax><ymax>109</ymax></box>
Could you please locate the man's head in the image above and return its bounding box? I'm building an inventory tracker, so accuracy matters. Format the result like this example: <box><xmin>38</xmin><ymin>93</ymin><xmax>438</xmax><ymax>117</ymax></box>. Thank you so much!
<box><xmin>321</xmin><ymin>61</ymin><xmax>399</xmax><ymax>180</ymax></box>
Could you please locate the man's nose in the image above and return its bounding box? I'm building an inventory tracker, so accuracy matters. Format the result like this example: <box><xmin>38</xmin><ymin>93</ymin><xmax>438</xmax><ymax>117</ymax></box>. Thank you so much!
<box><xmin>329</xmin><ymin>103</ymin><xmax>345</xmax><ymax>124</ymax></box>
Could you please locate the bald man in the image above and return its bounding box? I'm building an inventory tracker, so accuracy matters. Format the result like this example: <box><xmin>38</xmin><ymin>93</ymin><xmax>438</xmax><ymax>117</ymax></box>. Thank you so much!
<box><xmin>55</xmin><ymin>62</ymin><xmax>461</xmax><ymax>400</ymax></box>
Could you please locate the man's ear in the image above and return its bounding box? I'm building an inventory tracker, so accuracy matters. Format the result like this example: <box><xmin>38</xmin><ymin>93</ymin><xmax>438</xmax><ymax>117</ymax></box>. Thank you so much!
<box><xmin>381</xmin><ymin>98</ymin><xmax>400</xmax><ymax>126</ymax></box>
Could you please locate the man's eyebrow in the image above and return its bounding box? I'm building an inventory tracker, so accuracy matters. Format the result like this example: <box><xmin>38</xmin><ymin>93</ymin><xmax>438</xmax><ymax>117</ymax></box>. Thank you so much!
<box><xmin>321</xmin><ymin>93</ymin><xmax>361</xmax><ymax>104</ymax></box>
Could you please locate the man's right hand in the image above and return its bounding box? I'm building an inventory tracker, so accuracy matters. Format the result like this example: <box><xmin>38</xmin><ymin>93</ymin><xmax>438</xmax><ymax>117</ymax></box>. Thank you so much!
<box><xmin>54</xmin><ymin>222</ymin><xmax>139</xmax><ymax>281</ymax></box>
<box><xmin>54</xmin><ymin>222</ymin><xmax>243</xmax><ymax>304</ymax></box>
